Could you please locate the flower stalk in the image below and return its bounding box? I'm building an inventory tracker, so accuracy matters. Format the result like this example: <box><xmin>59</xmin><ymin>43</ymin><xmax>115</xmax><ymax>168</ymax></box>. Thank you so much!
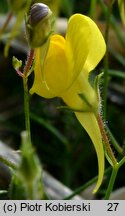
<box><xmin>23</xmin><ymin>76</ymin><xmax>31</xmax><ymax>146</ymax></box>
<box><xmin>10</xmin><ymin>47</ymin><xmax>47</xmax><ymax>199</ymax></box>
<box><xmin>104</xmin><ymin>165</ymin><xmax>118</xmax><ymax>199</ymax></box>
<box><xmin>89</xmin><ymin>0</ymin><xmax>97</xmax><ymax>20</ymax></box>
<box><xmin>23</xmin><ymin>49</ymin><xmax>34</xmax><ymax>146</ymax></box>
<box><xmin>23</xmin><ymin>49</ymin><xmax>34</xmax><ymax>77</ymax></box>
<box><xmin>97</xmin><ymin>114</ymin><xmax>117</xmax><ymax>166</ymax></box>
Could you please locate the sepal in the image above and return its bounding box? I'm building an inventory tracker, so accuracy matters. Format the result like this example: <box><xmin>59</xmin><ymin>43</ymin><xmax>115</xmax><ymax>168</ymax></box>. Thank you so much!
<box><xmin>94</xmin><ymin>72</ymin><xmax>103</xmax><ymax>101</ymax></box>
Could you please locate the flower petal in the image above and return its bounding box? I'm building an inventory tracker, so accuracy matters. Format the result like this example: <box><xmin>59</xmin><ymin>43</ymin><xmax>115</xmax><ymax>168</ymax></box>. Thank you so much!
<box><xmin>65</xmin><ymin>14</ymin><xmax>89</xmax><ymax>83</ymax></box>
<box><xmin>75</xmin><ymin>112</ymin><xmax>105</xmax><ymax>193</ymax></box>
<box><xmin>82</xmin><ymin>16</ymin><xmax>106</xmax><ymax>75</ymax></box>
<box><xmin>62</xmin><ymin>79</ymin><xmax>104</xmax><ymax>192</ymax></box>
<box><xmin>62</xmin><ymin>82</ymin><xmax>104</xmax><ymax>192</ymax></box>
<box><xmin>30</xmin><ymin>34</ymin><xmax>73</xmax><ymax>96</ymax></box>
<box><xmin>61</xmin><ymin>72</ymin><xmax>98</xmax><ymax>111</ymax></box>
<box><xmin>43</xmin><ymin>34</ymin><xmax>73</xmax><ymax>95</ymax></box>
<box><xmin>66</xmin><ymin>14</ymin><xmax>106</xmax><ymax>81</ymax></box>
<box><xmin>30</xmin><ymin>47</ymin><xmax>54</xmax><ymax>98</ymax></box>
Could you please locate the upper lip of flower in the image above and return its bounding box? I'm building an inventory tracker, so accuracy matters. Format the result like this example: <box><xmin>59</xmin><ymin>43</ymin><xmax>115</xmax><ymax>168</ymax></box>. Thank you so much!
<box><xmin>30</xmin><ymin>13</ymin><xmax>106</xmax><ymax>97</ymax></box>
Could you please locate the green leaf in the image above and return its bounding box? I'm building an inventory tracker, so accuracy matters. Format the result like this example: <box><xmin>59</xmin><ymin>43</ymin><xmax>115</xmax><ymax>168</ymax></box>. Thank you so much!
<box><xmin>12</xmin><ymin>56</ymin><xmax>22</xmax><ymax>70</ymax></box>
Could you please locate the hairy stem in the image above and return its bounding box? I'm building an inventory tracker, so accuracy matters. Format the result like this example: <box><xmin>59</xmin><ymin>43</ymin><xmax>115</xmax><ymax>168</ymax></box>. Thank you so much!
<box><xmin>97</xmin><ymin>114</ymin><xmax>117</xmax><ymax>166</ymax></box>
<box><xmin>23</xmin><ymin>49</ymin><xmax>34</xmax><ymax>77</ymax></box>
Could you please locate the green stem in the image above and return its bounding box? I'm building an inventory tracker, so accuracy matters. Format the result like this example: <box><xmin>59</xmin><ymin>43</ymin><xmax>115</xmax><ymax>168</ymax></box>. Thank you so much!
<box><xmin>98</xmin><ymin>0</ymin><xmax>125</xmax><ymax>118</ymax></box>
<box><xmin>104</xmin><ymin>156</ymin><xmax>125</xmax><ymax>199</ymax></box>
<box><xmin>109</xmin><ymin>48</ymin><xmax>125</xmax><ymax>67</ymax></box>
<box><xmin>102</xmin><ymin>1</ymin><xmax>113</xmax><ymax>118</ymax></box>
<box><xmin>99</xmin><ymin>0</ymin><xmax>125</xmax><ymax>49</ymax></box>
<box><xmin>23</xmin><ymin>76</ymin><xmax>32</xmax><ymax>147</ymax></box>
<box><xmin>0</xmin><ymin>156</ymin><xmax>17</xmax><ymax>169</ymax></box>
<box><xmin>89</xmin><ymin>0</ymin><xmax>97</xmax><ymax>19</ymax></box>
<box><xmin>106</xmin><ymin>126</ymin><xmax>123</xmax><ymax>155</ymax></box>
<box><xmin>118</xmin><ymin>156</ymin><xmax>125</xmax><ymax>168</ymax></box>
<box><xmin>111</xmin><ymin>17</ymin><xmax>125</xmax><ymax>48</ymax></box>
<box><xmin>64</xmin><ymin>176</ymin><xmax>98</xmax><ymax>200</ymax></box>
<box><xmin>22</xmin><ymin>49</ymin><xmax>34</xmax><ymax>147</ymax></box>
<box><xmin>23</xmin><ymin>49</ymin><xmax>34</xmax><ymax>77</ymax></box>
<box><xmin>104</xmin><ymin>164</ymin><xmax>118</xmax><ymax>199</ymax></box>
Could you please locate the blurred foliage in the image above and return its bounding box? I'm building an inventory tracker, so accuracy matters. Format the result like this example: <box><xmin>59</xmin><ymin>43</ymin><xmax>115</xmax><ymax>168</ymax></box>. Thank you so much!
<box><xmin>0</xmin><ymin>0</ymin><xmax>8</xmax><ymax>13</ymax></box>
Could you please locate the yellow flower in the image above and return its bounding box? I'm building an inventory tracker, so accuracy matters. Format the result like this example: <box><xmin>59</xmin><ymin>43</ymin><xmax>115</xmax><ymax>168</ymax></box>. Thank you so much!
<box><xmin>30</xmin><ymin>14</ymin><xmax>106</xmax><ymax>193</ymax></box>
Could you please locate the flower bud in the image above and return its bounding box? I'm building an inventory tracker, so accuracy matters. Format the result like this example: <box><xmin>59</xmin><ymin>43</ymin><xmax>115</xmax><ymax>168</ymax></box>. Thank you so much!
<box><xmin>26</xmin><ymin>3</ymin><xmax>53</xmax><ymax>48</ymax></box>
<box><xmin>7</xmin><ymin>0</ymin><xmax>28</xmax><ymax>12</ymax></box>
<box><xmin>31</xmin><ymin>0</ymin><xmax>60</xmax><ymax>16</ymax></box>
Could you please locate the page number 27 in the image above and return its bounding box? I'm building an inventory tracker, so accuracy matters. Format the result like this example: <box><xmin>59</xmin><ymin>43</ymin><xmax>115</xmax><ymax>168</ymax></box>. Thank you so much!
<box><xmin>107</xmin><ymin>203</ymin><xmax>119</xmax><ymax>211</ymax></box>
